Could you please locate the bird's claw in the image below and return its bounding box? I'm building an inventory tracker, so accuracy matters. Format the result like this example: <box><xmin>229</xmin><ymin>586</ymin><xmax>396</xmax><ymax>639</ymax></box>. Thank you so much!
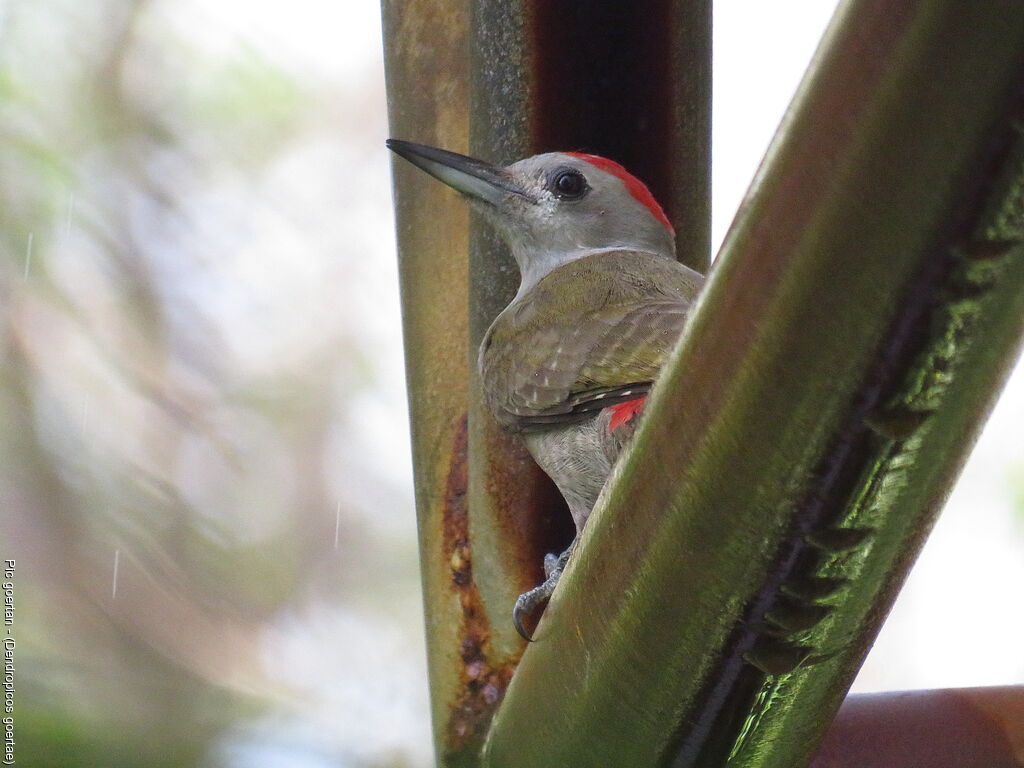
<box><xmin>512</xmin><ymin>544</ymin><xmax>575</xmax><ymax>641</ymax></box>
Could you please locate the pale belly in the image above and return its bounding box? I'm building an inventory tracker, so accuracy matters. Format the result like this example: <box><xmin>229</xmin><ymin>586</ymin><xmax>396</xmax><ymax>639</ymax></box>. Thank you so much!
<box><xmin>522</xmin><ymin>408</ymin><xmax>632</xmax><ymax>532</ymax></box>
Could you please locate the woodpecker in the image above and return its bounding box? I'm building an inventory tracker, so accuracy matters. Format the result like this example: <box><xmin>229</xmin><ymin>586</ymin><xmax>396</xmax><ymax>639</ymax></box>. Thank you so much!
<box><xmin>387</xmin><ymin>139</ymin><xmax>704</xmax><ymax>639</ymax></box>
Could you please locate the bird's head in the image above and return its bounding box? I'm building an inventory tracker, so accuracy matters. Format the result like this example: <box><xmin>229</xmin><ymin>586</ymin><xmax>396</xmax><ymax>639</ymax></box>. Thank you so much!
<box><xmin>387</xmin><ymin>140</ymin><xmax>676</xmax><ymax>293</ymax></box>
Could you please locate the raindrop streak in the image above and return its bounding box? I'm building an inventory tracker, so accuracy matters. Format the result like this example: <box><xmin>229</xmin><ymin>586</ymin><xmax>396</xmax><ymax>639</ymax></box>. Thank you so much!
<box><xmin>334</xmin><ymin>500</ymin><xmax>341</xmax><ymax>550</ymax></box>
<box><xmin>23</xmin><ymin>233</ymin><xmax>33</xmax><ymax>280</ymax></box>
<box><xmin>112</xmin><ymin>549</ymin><xmax>120</xmax><ymax>599</ymax></box>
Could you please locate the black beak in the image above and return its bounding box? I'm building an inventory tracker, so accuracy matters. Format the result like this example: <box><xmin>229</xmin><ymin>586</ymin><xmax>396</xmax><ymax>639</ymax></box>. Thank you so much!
<box><xmin>386</xmin><ymin>139</ymin><xmax>532</xmax><ymax>205</ymax></box>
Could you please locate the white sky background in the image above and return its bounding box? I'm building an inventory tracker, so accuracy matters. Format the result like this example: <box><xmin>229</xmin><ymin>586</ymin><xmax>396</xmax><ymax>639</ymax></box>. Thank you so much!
<box><xmin>97</xmin><ymin>0</ymin><xmax>1022</xmax><ymax>764</ymax></box>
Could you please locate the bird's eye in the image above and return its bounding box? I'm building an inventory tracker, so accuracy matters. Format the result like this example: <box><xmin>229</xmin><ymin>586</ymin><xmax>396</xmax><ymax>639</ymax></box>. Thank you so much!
<box><xmin>552</xmin><ymin>169</ymin><xmax>588</xmax><ymax>199</ymax></box>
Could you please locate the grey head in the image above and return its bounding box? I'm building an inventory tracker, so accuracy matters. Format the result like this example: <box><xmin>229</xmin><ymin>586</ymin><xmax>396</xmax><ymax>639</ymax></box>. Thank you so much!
<box><xmin>386</xmin><ymin>140</ymin><xmax>676</xmax><ymax>294</ymax></box>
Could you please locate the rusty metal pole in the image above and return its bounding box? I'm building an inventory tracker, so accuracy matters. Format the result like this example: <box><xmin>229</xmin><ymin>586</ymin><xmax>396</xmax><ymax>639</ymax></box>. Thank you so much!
<box><xmin>384</xmin><ymin>1</ymin><xmax>711</xmax><ymax>765</ymax></box>
<box><xmin>381</xmin><ymin>2</ymin><xmax>478</xmax><ymax>764</ymax></box>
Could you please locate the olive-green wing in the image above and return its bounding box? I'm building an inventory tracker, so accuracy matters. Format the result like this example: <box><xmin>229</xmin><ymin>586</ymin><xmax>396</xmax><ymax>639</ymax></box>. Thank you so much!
<box><xmin>480</xmin><ymin>251</ymin><xmax>702</xmax><ymax>431</ymax></box>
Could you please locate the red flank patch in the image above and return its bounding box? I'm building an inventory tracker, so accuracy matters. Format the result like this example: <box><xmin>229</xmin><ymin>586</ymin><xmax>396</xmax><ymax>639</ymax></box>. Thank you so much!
<box><xmin>608</xmin><ymin>396</ymin><xmax>648</xmax><ymax>431</ymax></box>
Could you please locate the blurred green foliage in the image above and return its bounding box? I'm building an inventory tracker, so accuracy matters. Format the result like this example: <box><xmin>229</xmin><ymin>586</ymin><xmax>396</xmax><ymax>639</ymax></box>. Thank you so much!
<box><xmin>0</xmin><ymin>0</ymin><xmax>424</xmax><ymax>766</ymax></box>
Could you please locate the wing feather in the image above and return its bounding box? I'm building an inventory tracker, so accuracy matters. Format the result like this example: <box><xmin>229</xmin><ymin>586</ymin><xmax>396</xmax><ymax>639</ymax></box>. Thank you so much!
<box><xmin>480</xmin><ymin>250</ymin><xmax>703</xmax><ymax>431</ymax></box>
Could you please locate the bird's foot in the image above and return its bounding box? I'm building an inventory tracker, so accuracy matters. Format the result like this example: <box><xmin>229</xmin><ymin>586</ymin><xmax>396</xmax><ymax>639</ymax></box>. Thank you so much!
<box><xmin>513</xmin><ymin>542</ymin><xmax>575</xmax><ymax>641</ymax></box>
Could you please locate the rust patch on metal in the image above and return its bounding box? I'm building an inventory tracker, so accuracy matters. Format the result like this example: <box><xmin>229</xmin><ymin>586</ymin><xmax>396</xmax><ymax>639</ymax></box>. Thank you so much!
<box><xmin>441</xmin><ymin>414</ymin><xmax>520</xmax><ymax>752</ymax></box>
